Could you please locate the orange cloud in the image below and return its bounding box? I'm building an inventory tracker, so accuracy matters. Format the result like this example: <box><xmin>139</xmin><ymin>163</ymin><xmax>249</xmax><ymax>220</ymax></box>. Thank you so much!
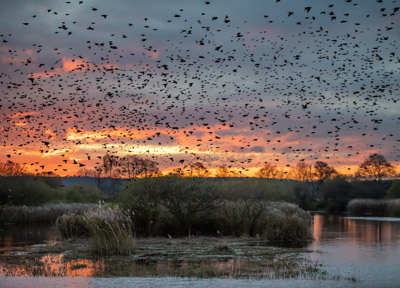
<box><xmin>30</xmin><ymin>68</ymin><xmax>62</xmax><ymax>79</ymax></box>
<box><xmin>10</xmin><ymin>112</ymin><xmax>40</xmax><ymax>118</ymax></box>
<box><xmin>14</xmin><ymin>122</ymin><xmax>28</xmax><ymax>127</ymax></box>
<box><xmin>62</xmin><ymin>57</ymin><xmax>86</xmax><ymax>72</ymax></box>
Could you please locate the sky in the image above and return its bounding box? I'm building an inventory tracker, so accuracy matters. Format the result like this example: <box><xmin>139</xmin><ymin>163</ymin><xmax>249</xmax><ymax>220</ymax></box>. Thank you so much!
<box><xmin>0</xmin><ymin>0</ymin><xmax>399</xmax><ymax>176</ymax></box>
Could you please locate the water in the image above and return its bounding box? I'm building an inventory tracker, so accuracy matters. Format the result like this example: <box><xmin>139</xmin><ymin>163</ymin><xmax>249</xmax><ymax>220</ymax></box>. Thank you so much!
<box><xmin>309</xmin><ymin>214</ymin><xmax>400</xmax><ymax>288</ymax></box>
<box><xmin>1</xmin><ymin>215</ymin><xmax>400</xmax><ymax>287</ymax></box>
<box><xmin>0</xmin><ymin>223</ymin><xmax>61</xmax><ymax>253</ymax></box>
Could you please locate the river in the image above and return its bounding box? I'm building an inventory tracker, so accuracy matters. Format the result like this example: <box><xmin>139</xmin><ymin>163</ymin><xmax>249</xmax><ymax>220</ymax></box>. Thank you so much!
<box><xmin>1</xmin><ymin>214</ymin><xmax>400</xmax><ymax>288</ymax></box>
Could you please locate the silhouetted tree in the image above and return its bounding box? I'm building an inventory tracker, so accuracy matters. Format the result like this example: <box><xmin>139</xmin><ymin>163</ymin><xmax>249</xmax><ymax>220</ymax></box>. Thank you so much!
<box><xmin>290</xmin><ymin>161</ymin><xmax>313</xmax><ymax>181</ymax></box>
<box><xmin>162</xmin><ymin>177</ymin><xmax>218</xmax><ymax>236</ymax></box>
<box><xmin>76</xmin><ymin>168</ymin><xmax>99</xmax><ymax>177</ymax></box>
<box><xmin>0</xmin><ymin>162</ymin><xmax>27</xmax><ymax>176</ymax></box>
<box><xmin>356</xmin><ymin>154</ymin><xmax>395</xmax><ymax>183</ymax></box>
<box><xmin>356</xmin><ymin>154</ymin><xmax>396</xmax><ymax>196</ymax></box>
<box><xmin>255</xmin><ymin>163</ymin><xmax>279</xmax><ymax>179</ymax></box>
<box><xmin>187</xmin><ymin>161</ymin><xmax>210</xmax><ymax>177</ymax></box>
<box><xmin>319</xmin><ymin>176</ymin><xmax>353</xmax><ymax>212</ymax></box>
<box><xmin>290</xmin><ymin>161</ymin><xmax>316</xmax><ymax>203</ymax></box>
<box><xmin>120</xmin><ymin>155</ymin><xmax>159</xmax><ymax>179</ymax></box>
<box><xmin>102</xmin><ymin>153</ymin><xmax>119</xmax><ymax>178</ymax></box>
<box><xmin>386</xmin><ymin>180</ymin><xmax>400</xmax><ymax>199</ymax></box>
<box><xmin>215</xmin><ymin>165</ymin><xmax>239</xmax><ymax>177</ymax></box>
<box><xmin>314</xmin><ymin>161</ymin><xmax>337</xmax><ymax>184</ymax></box>
<box><xmin>215</xmin><ymin>165</ymin><xmax>230</xmax><ymax>177</ymax></box>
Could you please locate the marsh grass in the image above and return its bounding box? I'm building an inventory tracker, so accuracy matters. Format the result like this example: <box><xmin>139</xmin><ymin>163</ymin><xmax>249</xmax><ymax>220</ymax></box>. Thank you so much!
<box><xmin>56</xmin><ymin>213</ymin><xmax>89</xmax><ymax>238</ymax></box>
<box><xmin>218</xmin><ymin>201</ymin><xmax>312</xmax><ymax>244</ymax></box>
<box><xmin>347</xmin><ymin>198</ymin><xmax>400</xmax><ymax>217</ymax></box>
<box><xmin>56</xmin><ymin>204</ymin><xmax>135</xmax><ymax>255</ymax></box>
<box><xmin>0</xmin><ymin>203</ymin><xmax>96</xmax><ymax>224</ymax></box>
<box><xmin>84</xmin><ymin>205</ymin><xmax>135</xmax><ymax>255</ymax></box>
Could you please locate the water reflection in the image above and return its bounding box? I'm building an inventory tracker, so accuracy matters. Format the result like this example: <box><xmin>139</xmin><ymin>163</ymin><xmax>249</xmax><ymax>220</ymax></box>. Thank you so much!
<box><xmin>0</xmin><ymin>254</ymin><xmax>104</xmax><ymax>277</ymax></box>
<box><xmin>0</xmin><ymin>224</ymin><xmax>61</xmax><ymax>252</ymax></box>
<box><xmin>312</xmin><ymin>214</ymin><xmax>399</xmax><ymax>246</ymax></box>
<box><xmin>0</xmin><ymin>255</ymin><xmax>315</xmax><ymax>279</ymax></box>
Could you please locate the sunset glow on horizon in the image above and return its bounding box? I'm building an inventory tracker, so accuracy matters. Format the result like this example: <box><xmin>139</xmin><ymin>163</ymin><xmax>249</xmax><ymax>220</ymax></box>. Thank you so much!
<box><xmin>0</xmin><ymin>0</ymin><xmax>399</xmax><ymax>177</ymax></box>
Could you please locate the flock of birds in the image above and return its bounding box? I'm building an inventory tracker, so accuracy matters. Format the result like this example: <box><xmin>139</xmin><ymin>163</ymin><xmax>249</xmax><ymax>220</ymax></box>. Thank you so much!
<box><xmin>0</xmin><ymin>0</ymin><xmax>399</xmax><ymax>175</ymax></box>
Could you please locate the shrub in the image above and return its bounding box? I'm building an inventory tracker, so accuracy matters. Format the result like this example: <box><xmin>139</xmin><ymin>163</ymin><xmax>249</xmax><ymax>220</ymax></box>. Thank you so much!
<box><xmin>63</xmin><ymin>184</ymin><xmax>106</xmax><ymax>203</ymax></box>
<box><xmin>118</xmin><ymin>177</ymin><xmax>221</xmax><ymax>237</ymax></box>
<box><xmin>262</xmin><ymin>202</ymin><xmax>312</xmax><ymax>244</ymax></box>
<box><xmin>319</xmin><ymin>177</ymin><xmax>353</xmax><ymax>213</ymax></box>
<box><xmin>218</xmin><ymin>178</ymin><xmax>296</xmax><ymax>203</ymax></box>
<box><xmin>0</xmin><ymin>176</ymin><xmax>64</xmax><ymax>206</ymax></box>
<box><xmin>386</xmin><ymin>180</ymin><xmax>400</xmax><ymax>199</ymax></box>
<box><xmin>118</xmin><ymin>177</ymin><xmax>161</xmax><ymax>236</ymax></box>
<box><xmin>161</xmin><ymin>177</ymin><xmax>219</xmax><ymax>236</ymax></box>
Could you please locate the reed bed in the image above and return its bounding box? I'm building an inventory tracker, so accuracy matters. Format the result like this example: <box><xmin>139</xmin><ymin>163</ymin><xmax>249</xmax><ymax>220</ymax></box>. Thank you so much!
<box><xmin>84</xmin><ymin>205</ymin><xmax>135</xmax><ymax>255</ymax></box>
<box><xmin>387</xmin><ymin>199</ymin><xmax>400</xmax><ymax>217</ymax></box>
<box><xmin>218</xmin><ymin>200</ymin><xmax>312</xmax><ymax>244</ymax></box>
<box><xmin>56</xmin><ymin>204</ymin><xmax>135</xmax><ymax>255</ymax></box>
<box><xmin>0</xmin><ymin>203</ymin><xmax>97</xmax><ymax>224</ymax></box>
<box><xmin>262</xmin><ymin>202</ymin><xmax>312</xmax><ymax>243</ymax></box>
<box><xmin>347</xmin><ymin>198</ymin><xmax>400</xmax><ymax>217</ymax></box>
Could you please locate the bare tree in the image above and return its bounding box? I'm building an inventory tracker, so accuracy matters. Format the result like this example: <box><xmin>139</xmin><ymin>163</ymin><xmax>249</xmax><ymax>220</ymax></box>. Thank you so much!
<box><xmin>289</xmin><ymin>161</ymin><xmax>316</xmax><ymax>204</ymax></box>
<box><xmin>290</xmin><ymin>161</ymin><xmax>313</xmax><ymax>181</ymax></box>
<box><xmin>255</xmin><ymin>164</ymin><xmax>279</xmax><ymax>179</ymax></box>
<box><xmin>0</xmin><ymin>162</ymin><xmax>27</xmax><ymax>176</ymax></box>
<box><xmin>120</xmin><ymin>155</ymin><xmax>159</xmax><ymax>178</ymax></box>
<box><xmin>76</xmin><ymin>168</ymin><xmax>99</xmax><ymax>177</ymax></box>
<box><xmin>215</xmin><ymin>165</ymin><xmax>230</xmax><ymax>177</ymax></box>
<box><xmin>102</xmin><ymin>153</ymin><xmax>119</xmax><ymax>178</ymax></box>
<box><xmin>187</xmin><ymin>161</ymin><xmax>210</xmax><ymax>177</ymax></box>
<box><xmin>142</xmin><ymin>158</ymin><xmax>160</xmax><ymax>177</ymax></box>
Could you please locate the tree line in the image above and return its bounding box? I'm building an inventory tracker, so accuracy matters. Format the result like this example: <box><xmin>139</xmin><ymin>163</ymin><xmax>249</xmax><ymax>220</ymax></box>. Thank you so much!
<box><xmin>1</xmin><ymin>153</ymin><xmax>397</xmax><ymax>183</ymax></box>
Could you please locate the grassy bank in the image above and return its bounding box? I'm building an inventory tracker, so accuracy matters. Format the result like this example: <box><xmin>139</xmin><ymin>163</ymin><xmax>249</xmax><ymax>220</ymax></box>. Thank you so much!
<box><xmin>347</xmin><ymin>199</ymin><xmax>400</xmax><ymax>217</ymax></box>
<box><xmin>0</xmin><ymin>203</ymin><xmax>97</xmax><ymax>224</ymax></box>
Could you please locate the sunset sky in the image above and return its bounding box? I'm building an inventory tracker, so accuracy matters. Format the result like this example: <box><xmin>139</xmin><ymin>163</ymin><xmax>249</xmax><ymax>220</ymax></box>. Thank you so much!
<box><xmin>0</xmin><ymin>0</ymin><xmax>399</xmax><ymax>176</ymax></box>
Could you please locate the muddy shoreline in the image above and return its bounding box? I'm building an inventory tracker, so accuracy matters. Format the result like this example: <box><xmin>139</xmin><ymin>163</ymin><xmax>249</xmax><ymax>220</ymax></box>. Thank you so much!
<box><xmin>0</xmin><ymin>236</ymin><xmax>356</xmax><ymax>281</ymax></box>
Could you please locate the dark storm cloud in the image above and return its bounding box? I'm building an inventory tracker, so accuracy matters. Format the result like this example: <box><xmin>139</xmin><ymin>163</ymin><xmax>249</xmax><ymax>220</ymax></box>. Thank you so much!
<box><xmin>0</xmin><ymin>0</ymin><xmax>399</xmax><ymax>175</ymax></box>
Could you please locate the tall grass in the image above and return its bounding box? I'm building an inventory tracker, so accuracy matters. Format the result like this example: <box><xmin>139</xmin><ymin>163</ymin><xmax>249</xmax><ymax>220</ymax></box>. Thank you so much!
<box><xmin>84</xmin><ymin>205</ymin><xmax>135</xmax><ymax>255</ymax></box>
<box><xmin>0</xmin><ymin>203</ymin><xmax>96</xmax><ymax>224</ymax></box>
<box><xmin>347</xmin><ymin>199</ymin><xmax>400</xmax><ymax>217</ymax></box>
<box><xmin>56</xmin><ymin>212</ymin><xmax>89</xmax><ymax>238</ymax></box>
<box><xmin>56</xmin><ymin>205</ymin><xmax>135</xmax><ymax>255</ymax></box>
